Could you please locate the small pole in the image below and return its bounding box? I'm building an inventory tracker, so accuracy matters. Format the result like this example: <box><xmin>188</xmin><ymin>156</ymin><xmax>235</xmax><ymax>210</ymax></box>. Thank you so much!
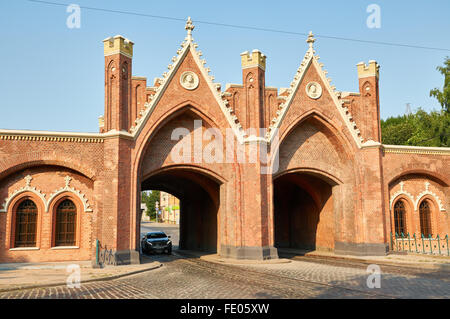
<box><xmin>407</xmin><ymin>233</ymin><xmax>411</xmax><ymax>252</ymax></box>
<box><xmin>437</xmin><ymin>235</ymin><xmax>441</xmax><ymax>255</ymax></box>
<box><xmin>401</xmin><ymin>232</ymin><xmax>405</xmax><ymax>251</ymax></box>
<box><xmin>96</xmin><ymin>239</ymin><xmax>99</xmax><ymax>266</ymax></box>
<box><xmin>429</xmin><ymin>234</ymin><xmax>433</xmax><ymax>255</ymax></box>
<box><xmin>395</xmin><ymin>232</ymin><xmax>400</xmax><ymax>251</ymax></box>
<box><xmin>414</xmin><ymin>233</ymin><xmax>417</xmax><ymax>253</ymax></box>
<box><xmin>422</xmin><ymin>234</ymin><xmax>425</xmax><ymax>254</ymax></box>
<box><xmin>446</xmin><ymin>235</ymin><xmax>449</xmax><ymax>256</ymax></box>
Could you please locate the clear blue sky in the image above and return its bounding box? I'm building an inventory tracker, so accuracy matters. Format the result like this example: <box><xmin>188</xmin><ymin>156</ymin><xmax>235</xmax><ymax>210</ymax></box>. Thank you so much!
<box><xmin>0</xmin><ymin>0</ymin><xmax>449</xmax><ymax>132</ymax></box>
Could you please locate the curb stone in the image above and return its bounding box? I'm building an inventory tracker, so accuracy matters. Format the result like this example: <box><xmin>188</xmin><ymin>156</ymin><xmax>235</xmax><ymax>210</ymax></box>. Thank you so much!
<box><xmin>296</xmin><ymin>252</ymin><xmax>450</xmax><ymax>272</ymax></box>
<box><xmin>0</xmin><ymin>262</ymin><xmax>163</xmax><ymax>293</ymax></box>
<box><xmin>175</xmin><ymin>250</ymin><xmax>292</xmax><ymax>265</ymax></box>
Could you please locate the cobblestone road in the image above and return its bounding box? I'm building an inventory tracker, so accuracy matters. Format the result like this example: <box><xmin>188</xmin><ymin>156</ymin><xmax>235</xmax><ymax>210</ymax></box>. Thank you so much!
<box><xmin>0</xmin><ymin>252</ymin><xmax>449</xmax><ymax>299</ymax></box>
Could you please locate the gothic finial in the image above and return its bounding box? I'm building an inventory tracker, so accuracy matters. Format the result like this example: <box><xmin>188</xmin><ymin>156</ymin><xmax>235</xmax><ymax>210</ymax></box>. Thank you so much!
<box><xmin>185</xmin><ymin>17</ymin><xmax>195</xmax><ymax>40</ymax></box>
<box><xmin>25</xmin><ymin>175</ymin><xmax>32</xmax><ymax>187</ymax></box>
<box><xmin>306</xmin><ymin>31</ymin><xmax>315</xmax><ymax>49</ymax></box>
<box><xmin>64</xmin><ymin>176</ymin><xmax>72</xmax><ymax>188</ymax></box>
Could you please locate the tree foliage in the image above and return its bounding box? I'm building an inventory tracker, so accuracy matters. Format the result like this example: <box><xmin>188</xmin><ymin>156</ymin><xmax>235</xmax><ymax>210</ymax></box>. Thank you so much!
<box><xmin>381</xmin><ymin>57</ymin><xmax>450</xmax><ymax>147</ymax></box>
<box><xmin>141</xmin><ymin>190</ymin><xmax>160</xmax><ymax>219</ymax></box>
<box><xmin>381</xmin><ymin>109</ymin><xmax>450</xmax><ymax>147</ymax></box>
<box><xmin>429</xmin><ymin>57</ymin><xmax>450</xmax><ymax>113</ymax></box>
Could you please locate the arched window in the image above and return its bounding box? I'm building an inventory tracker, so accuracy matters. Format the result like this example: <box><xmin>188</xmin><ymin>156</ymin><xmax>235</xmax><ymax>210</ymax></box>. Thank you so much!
<box><xmin>394</xmin><ymin>200</ymin><xmax>407</xmax><ymax>235</ymax></box>
<box><xmin>55</xmin><ymin>199</ymin><xmax>77</xmax><ymax>246</ymax></box>
<box><xmin>419</xmin><ymin>200</ymin><xmax>432</xmax><ymax>237</ymax></box>
<box><xmin>14</xmin><ymin>199</ymin><xmax>38</xmax><ymax>247</ymax></box>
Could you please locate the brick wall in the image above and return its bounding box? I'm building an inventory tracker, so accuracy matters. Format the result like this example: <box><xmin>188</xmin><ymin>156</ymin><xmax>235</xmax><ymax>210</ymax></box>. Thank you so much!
<box><xmin>0</xmin><ymin>34</ymin><xmax>448</xmax><ymax>263</ymax></box>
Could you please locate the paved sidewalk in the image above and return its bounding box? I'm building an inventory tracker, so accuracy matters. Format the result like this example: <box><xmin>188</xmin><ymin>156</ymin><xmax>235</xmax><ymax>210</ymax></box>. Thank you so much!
<box><xmin>177</xmin><ymin>249</ymin><xmax>450</xmax><ymax>271</ymax></box>
<box><xmin>1</xmin><ymin>249</ymin><xmax>448</xmax><ymax>294</ymax></box>
<box><xmin>176</xmin><ymin>250</ymin><xmax>292</xmax><ymax>264</ymax></box>
<box><xmin>280</xmin><ymin>248</ymin><xmax>450</xmax><ymax>271</ymax></box>
<box><xmin>0</xmin><ymin>259</ymin><xmax>162</xmax><ymax>292</ymax></box>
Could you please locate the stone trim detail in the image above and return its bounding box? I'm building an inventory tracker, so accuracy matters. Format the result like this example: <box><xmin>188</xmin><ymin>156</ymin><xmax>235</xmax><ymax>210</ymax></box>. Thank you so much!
<box><xmin>180</xmin><ymin>71</ymin><xmax>199</xmax><ymax>90</ymax></box>
<box><xmin>0</xmin><ymin>134</ymin><xmax>104</xmax><ymax>143</ymax></box>
<box><xmin>383</xmin><ymin>144</ymin><xmax>450</xmax><ymax>156</ymax></box>
<box><xmin>389</xmin><ymin>181</ymin><xmax>414</xmax><ymax>210</ymax></box>
<box><xmin>0</xmin><ymin>175</ymin><xmax>93</xmax><ymax>213</ymax></box>
<box><xmin>46</xmin><ymin>176</ymin><xmax>93</xmax><ymax>212</ymax></box>
<box><xmin>389</xmin><ymin>181</ymin><xmax>446</xmax><ymax>212</ymax></box>
<box><xmin>305</xmin><ymin>81</ymin><xmax>322</xmax><ymax>99</ymax></box>
<box><xmin>265</xmin><ymin>32</ymin><xmax>363</xmax><ymax>147</ymax></box>
<box><xmin>0</xmin><ymin>24</ymin><xmax>374</xmax><ymax>148</ymax></box>
<box><xmin>129</xmin><ymin>18</ymin><xmax>246</xmax><ymax>143</ymax></box>
<box><xmin>414</xmin><ymin>182</ymin><xmax>446</xmax><ymax>212</ymax></box>
<box><xmin>0</xmin><ymin>175</ymin><xmax>46</xmax><ymax>213</ymax></box>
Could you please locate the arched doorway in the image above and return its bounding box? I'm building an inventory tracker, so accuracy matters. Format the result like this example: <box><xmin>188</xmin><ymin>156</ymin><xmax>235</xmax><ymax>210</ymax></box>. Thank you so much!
<box><xmin>135</xmin><ymin>107</ymin><xmax>227</xmax><ymax>255</ymax></box>
<box><xmin>273</xmin><ymin>172</ymin><xmax>336</xmax><ymax>252</ymax></box>
<box><xmin>141</xmin><ymin>168</ymin><xmax>220</xmax><ymax>253</ymax></box>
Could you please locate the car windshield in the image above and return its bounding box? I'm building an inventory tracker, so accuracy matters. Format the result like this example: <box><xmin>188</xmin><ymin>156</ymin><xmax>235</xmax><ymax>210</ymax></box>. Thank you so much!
<box><xmin>147</xmin><ymin>232</ymin><xmax>167</xmax><ymax>239</ymax></box>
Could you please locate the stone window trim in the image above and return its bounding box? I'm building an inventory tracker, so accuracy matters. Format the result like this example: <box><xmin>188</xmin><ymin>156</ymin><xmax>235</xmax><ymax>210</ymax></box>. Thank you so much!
<box><xmin>393</xmin><ymin>199</ymin><xmax>407</xmax><ymax>235</ymax></box>
<box><xmin>0</xmin><ymin>175</ymin><xmax>46</xmax><ymax>214</ymax></box>
<box><xmin>417</xmin><ymin>195</ymin><xmax>441</xmax><ymax>236</ymax></box>
<box><xmin>0</xmin><ymin>175</ymin><xmax>93</xmax><ymax>214</ymax></box>
<box><xmin>49</xmin><ymin>194</ymin><xmax>83</xmax><ymax>249</ymax></box>
<box><xmin>14</xmin><ymin>199</ymin><xmax>38</xmax><ymax>248</ymax></box>
<box><xmin>9</xmin><ymin>247</ymin><xmax>40</xmax><ymax>251</ymax></box>
<box><xmin>389</xmin><ymin>181</ymin><xmax>445</xmax><ymax>212</ymax></box>
<box><xmin>390</xmin><ymin>196</ymin><xmax>414</xmax><ymax>237</ymax></box>
<box><xmin>419</xmin><ymin>199</ymin><xmax>433</xmax><ymax>237</ymax></box>
<box><xmin>7</xmin><ymin>194</ymin><xmax>44</xmax><ymax>250</ymax></box>
<box><xmin>414</xmin><ymin>182</ymin><xmax>445</xmax><ymax>212</ymax></box>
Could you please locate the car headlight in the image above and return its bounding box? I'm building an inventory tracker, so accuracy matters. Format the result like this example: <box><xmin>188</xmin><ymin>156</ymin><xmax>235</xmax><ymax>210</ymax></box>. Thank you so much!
<box><xmin>146</xmin><ymin>241</ymin><xmax>153</xmax><ymax>246</ymax></box>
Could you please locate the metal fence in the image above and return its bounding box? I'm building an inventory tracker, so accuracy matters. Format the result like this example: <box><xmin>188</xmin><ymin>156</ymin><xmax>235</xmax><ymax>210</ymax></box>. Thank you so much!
<box><xmin>390</xmin><ymin>232</ymin><xmax>450</xmax><ymax>256</ymax></box>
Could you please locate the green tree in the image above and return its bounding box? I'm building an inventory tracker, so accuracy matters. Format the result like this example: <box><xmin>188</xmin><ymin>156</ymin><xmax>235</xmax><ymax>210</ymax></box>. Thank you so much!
<box><xmin>141</xmin><ymin>190</ymin><xmax>160</xmax><ymax>221</ymax></box>
<box><xmin>381</xmin><ymin>57</ymin><xmax>450</xmax><ymax>147</ymax></box>
<box><xmin>381</xmin><ymin>109</ymin><xmax>450</xmax><ymax>147</ymax></box>
<box><xmin>429</xmin><ymin>57</ymin><xmax>450</xmax><ymax>113</ymax></box>
<box><xmin>380</xmin><ymin>114</ymin><xmax>415</xmax><ymax>145</ymax></box>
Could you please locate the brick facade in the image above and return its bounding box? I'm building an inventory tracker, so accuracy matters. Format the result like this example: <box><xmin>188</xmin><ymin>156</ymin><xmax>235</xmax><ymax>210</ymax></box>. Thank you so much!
<box><xmin>159</xmin><ymin>192</ymin><xmax>180</xmax><ymax>224</ymax></box>
<box><xmin>0</xmin><ymin>21</ymin><xmax>448</xmax><ymax>264</ymax></box>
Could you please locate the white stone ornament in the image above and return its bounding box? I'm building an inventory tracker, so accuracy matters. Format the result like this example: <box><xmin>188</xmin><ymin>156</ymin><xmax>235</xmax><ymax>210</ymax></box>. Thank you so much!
<box><xmin>180</xmin><ymin>71</ymin><xmax>199</xmax><ymax>90</ymax></box>
<box><xmin>306</xmin><ymin>82</ymin><xmax>322</xmax><ymax>99</ymax></box>
<box><xmin>0</xmin><ymin>175</ymin><xmax>93</xmax><ymax>213</ymax></box>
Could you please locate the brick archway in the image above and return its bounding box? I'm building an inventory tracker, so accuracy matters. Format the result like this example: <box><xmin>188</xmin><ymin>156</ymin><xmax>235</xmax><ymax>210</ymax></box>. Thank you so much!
<box><xmin>133</xmin><ymin>105</ymin><xmax>228</xmax><ymax>256</ymax></box>
<box><xmin>273</xmin><ymin>172</ymin><xmax>336</xmax><ymax>252</ymax></box>
<box><xmin>141</xmin><ymin>167</ymin><xmax>222</xmax><ymax>253</ymax></box>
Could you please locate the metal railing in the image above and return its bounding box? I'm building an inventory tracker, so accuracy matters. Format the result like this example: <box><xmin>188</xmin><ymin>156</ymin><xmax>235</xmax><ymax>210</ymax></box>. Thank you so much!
<box><xmin>390</xmin><ymin>232</ymin><xmax>450</xmax><ymax>256</ymax></box>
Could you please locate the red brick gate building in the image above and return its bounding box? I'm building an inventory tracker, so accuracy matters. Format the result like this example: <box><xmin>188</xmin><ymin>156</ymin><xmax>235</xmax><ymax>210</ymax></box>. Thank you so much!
<box><xmin>0</xmin><ymin>19</ymin><xmax>449</xmax><ymax>264</ymax></box>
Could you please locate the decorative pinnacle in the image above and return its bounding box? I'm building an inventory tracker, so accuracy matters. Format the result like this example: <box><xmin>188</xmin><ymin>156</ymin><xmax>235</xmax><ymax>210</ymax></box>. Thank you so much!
<box><xmin>185</xmin><ymin>17</ymin><xmax>195</xmax><ymax>40</ymax></box>
<box><xmin>64</xmin><ymin>176</ymin><xmax>72</xmax><ymax>188</ymax></box>
<box><xmin>306</xmin><ymin>31</ymin><xmax>315</xmax><ymax>49</ymax></box>
<box><xmin>25</xmin><ymin>175</ymin><xmax>32</xmax><ymax>187</ymax></box>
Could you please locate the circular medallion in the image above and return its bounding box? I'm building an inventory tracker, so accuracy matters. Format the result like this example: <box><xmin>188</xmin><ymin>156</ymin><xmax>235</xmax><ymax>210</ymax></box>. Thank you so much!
<box><xmin>306</xmin><ymin>82</ymin><xmax>322</xmax><ymax>99</ymax></box>
<box><xmin>180</xmin><ymin>71</ymin><xmax>199</xmax><ymax>90</ymax></box>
